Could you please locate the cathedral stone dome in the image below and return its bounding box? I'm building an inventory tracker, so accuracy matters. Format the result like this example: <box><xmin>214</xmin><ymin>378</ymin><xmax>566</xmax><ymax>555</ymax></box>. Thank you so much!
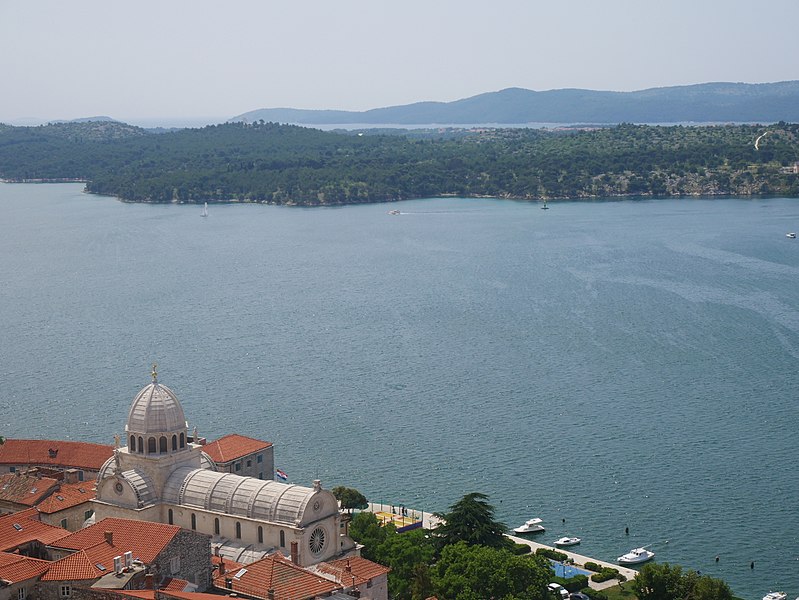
<box><xmin>126</xmin><ymin>367</ymin><xmax>187</xmax><ymax>436</ymax></box>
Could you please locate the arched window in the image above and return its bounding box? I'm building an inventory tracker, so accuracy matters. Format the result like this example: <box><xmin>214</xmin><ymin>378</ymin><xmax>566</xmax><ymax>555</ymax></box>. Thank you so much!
<box><xmin>147</xmin><ymin>437</ymin><xmax>156</xmax><ymax>454</ymax></box>
<box><xmin>129</xmin><ymin>435</ymin><xmax>135</xmax><ymax>450</ymax></box>
<box><xmin>235</xmin><ymin>522</ymin><xmax>241</xmax><ymax>539</ymax></box>
<box><xmin>137</xmin><ymin>437</ymin><xmax>144</xmax><ymax>453</ymax></box>
<box><xmin>191</xmin><ymin>513</ymin><xmax>196</xmax><ymax>530</ymax></box>
<box><xmin>159</xmin><ymin>436</ymin><xmax>167</xmax><ymax>454</ymax></box>
<box><xmin>179</xmin><ymin>433</ymin><xmax>185</xmax><ymax>448</ymax></box>
<box><xmin>214</xmin><ymin>518</ymin><xmax>220</xmax><ymax>535</ymax></box>
<box><xmin>279</xmin><ymin>530</ymin><xmax>285</xmax><ymax>547</ymax></box>
<box><xmin>258</xmin><ymin>526</ymin><xmax>263</xmax><ymax>544</ymax></box>
<box><xmin>172</xmin><ymin>435</ymin><xmax>177</xmax><ymax>451</ymax></box>
<box><xmin>168</xmin><ymin>509</ymin><xmax>173</xmax><ymax>525</ymax></box>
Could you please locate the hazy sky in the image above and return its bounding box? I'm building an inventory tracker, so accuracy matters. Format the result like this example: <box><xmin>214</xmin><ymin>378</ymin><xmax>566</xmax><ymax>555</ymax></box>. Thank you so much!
<box><xmin>2</xmin><ymin>0</ymin><xmax>799</xmax><ymax>124</ymax></box>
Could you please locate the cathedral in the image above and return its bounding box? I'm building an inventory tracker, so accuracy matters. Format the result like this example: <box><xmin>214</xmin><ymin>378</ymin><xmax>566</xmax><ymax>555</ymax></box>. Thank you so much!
<box><xmin>92</xmin><ymin>366</ymin><xmax>356</xmax><ymax>567</ymax></box>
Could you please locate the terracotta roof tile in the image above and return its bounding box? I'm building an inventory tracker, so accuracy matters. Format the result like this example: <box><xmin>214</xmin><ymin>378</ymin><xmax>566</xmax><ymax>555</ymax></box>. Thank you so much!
<box><xmin>0</xmin><ymin>473</ymin><xmax>59</xmax><ymax>506</ymax></box>
<box><xmin>0</xmin><ymin>551</ymin><xmax>51</xmax><ymax>583</ymax></box>
<box><xmin>0</xmin><ymin>439</ymin><xmax>113</xmax><ymax>471</ymax></box>
<box><xmin>35</xmin><ymin>481</ymin><xmax>96</xmax><ymax>513</ymax></box>
<box><xmin>0</xmin><ymin>507</ymin><xmax>71</xmax><ymax>551</ymax></box>
<box><xmin>117</xmin><ymin>592</ymin><xmax>224</xmax><ymax>600</ymax></box>
<box><xmin>50</xmin><ymin>517</ymin><xmax>181</xmax><ymax>563</ymax></box>
<box><xmin>161</xmin><ymin>577</ymin><xmax>191</xmax><ymax>591</ymax></box>
<box><xmin>202</xmin><ymin>434</ymin><xmax>272</xmax><ymax>464</ymax></box>
<box><xmin>213</xmin><ymin>554</ymin><xmax>340</xmax><ymax>600</ymax></box>
<box><xmin>318</xmin><ymin>556</ymin><xmax>391</xmax><ymax>586</ymax></box>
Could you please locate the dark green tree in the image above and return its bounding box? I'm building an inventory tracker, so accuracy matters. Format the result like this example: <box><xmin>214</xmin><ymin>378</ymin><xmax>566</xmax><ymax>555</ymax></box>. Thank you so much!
<box><xmin>433</xmin><ymin>542</ymin><xmax>549</xmax><ymax>600</ymax></box>
<box><xmin>633</xmin><ymin>563</ymin><xmax>733</xmax><ymax>600</ymax></box>
<box><xmin>434</xmin><ymin>492</ymin><xmax>511</xmax><ymax>549</ymax></box>
<box><xmin>331</xmin><ymin>486</ymin><xmax>368</xmax><ymax>512</ymax></box>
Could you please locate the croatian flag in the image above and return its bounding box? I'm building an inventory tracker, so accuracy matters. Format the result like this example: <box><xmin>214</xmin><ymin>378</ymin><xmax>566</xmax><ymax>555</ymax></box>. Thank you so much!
<box><xmin>275</xmin><ymin>468</ymin><xmax>288</xmax><ymax>481</ymax></box>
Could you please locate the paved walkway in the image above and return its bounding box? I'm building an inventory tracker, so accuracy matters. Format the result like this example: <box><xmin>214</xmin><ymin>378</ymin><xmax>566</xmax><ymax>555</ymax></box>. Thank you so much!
<box><xmin>507</xmin><ymin>534</ymin><xmax>638</xmax><ymax>591</ymax></box>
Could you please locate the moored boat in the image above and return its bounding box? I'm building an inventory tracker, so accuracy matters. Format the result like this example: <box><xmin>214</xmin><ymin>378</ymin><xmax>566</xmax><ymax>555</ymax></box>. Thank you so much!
<box><xmin>553</xmin><ymin>536</ymin><xmax>581</xmax><ymax>547</ymax></box>
<box><xmin>617</xmin><ymin>547</ymin><xmax>655</xmax><ymax>564</ymax></box>
<box><xmin>762</xmin><ymin>593</ymin><xmax>786</xmax><ymax>600</ymax></box>
<box><xmin>513</xmin><ymin>518</ymin><xmax>545</xmax><ymax>534</ymax></box>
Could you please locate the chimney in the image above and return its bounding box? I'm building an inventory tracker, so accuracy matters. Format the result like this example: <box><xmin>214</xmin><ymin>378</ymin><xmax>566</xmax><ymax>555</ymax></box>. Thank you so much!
<box><xmin>345</xmin><ymin>559</ymin><xmax>352</xmax><ymax>573</ymax></box>
<box><xmin>104</xmin><ymin>531</ymin><xmax>114</xmax><ymax>545</ymax></box>
<box><xmin>218</xmin><ymin>557</ymin><xmax>225</xmax><ymax>576</ymax></box>
<box><xmin>290</xmin><ymin>541</ymin><xmax>298</xmax><ymax>564</ymax></box>
<box><xmin>64</xmin><ymin>469</ymin><xmax>80</xmax><ymax>484</ymax></box>
<box><xmin>144</xmin><ymin>574</ymin><xmax>154</xmax><ymax>590</ymax></box>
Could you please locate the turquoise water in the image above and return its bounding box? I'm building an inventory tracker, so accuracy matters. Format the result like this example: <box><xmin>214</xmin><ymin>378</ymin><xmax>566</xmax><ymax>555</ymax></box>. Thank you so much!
<box><xmin>1</xmin><ymin>184</ymin><xmax>798</xmax><ymax>599</ymax></box>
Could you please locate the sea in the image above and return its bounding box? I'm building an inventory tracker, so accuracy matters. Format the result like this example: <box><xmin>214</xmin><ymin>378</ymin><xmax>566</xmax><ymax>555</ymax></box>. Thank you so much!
<box><xmin>1</xmin><ymin>183</ymin><xmax>797</xmax><ymax>599</ymax></box>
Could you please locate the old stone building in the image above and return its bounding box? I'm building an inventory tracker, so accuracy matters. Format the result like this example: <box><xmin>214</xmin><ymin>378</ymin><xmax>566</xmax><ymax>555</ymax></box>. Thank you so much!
<box><xmin>91</xmin><ymin>367</ymin><xmax>356</xmax><ymax>567</ymax></box>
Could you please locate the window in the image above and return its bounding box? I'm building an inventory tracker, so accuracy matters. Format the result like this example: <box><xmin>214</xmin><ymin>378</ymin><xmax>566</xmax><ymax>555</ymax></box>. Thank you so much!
<box><xmin>279</xmin><ymin>530</ymin><xmax>285</xmax><ymax>548</ymax></box>
<box><xmin>172</xmin><ymin>435</ymin><xmax>177</xmax><ymax>451</ymax></box>
<box><xmin>60</xmin><ymin>518</ymin><xmax>68</xmax><ymax>528</ymax></box>
<box><xmin>235</xmin><ymin>522</ymin><xmax>241</xmax><ymax>539</ymax></box>
<box><xmin>138</xmin><ymin>437</ymin><xmax>144</xmax><ymax>453</ymax></box>
<box><xmin>9</xmin><ymin>466</ymin><xmax>15</xmax><ymax>473</ymax></box>
<box><xmin>84</xmin><ymin>509</ymin><xmax>93</xmax><ymax>521</ymax></box>
<box><xmin>18</xmin><ymin>588</ymin><xmax>26</xmax><ymax>600</ymax></box>
<box><xmin>234</xmin><ymin>462</ymin><xmax>241</xmax><ymax>472</ymax></box>
<box><xmin>259</xmin><ymin>472</ymin><xmax>263</xmax><ymax>480</ymax></box>
<box><xmin>60</xmin><ymin>585</ymin><xmax>71</xmax><ymax>598</ymax></box>
<box><xmin>191</xmin><ymin>513</ymin><xmax>196</xmax><ymax>530</ymax></box>
<box><xmin>258</xmin><ymin>526</ymin><xmax>263</xmax><ymax>543</ymax></box>
<box><xmin>129</xmin><ymin>435</ymin><xmax>136</xmax><ymax>449</ymax></box>
<box><xmin>257</xmin><ymin>454</ymin><xmax>263</xmax><ymax>463</ymax></box>
<box><xmin>168</xmin><ymin>509</ymin><xmax>174</xmax><ymax>525</ymax></box>
<box><xmin>170</xmin><ymin>556</ymin><xmax>180</xmax><ymax>574</ymax></box>
<box><xmin>246</xmin><ymin>459</ymin><xmax>252</xmax><ymax>467</ymax></box>
<box><xmin>147</xmin><ymin>437</ymin><xmax>156</xmax><ymax>454</ymax></box>
<box><xmin>159</xmin><ymin>436</ymin><xmax>167</xmax><ymax>454</ymax></box>
<box><xmin>179</xmin><ymin>432</ymin><xmax>185</xmax><ymax>448</ymax></box>
<box><xmin>214</xmin><ymin>518</ymin><xmax>220</xmax><ymax>535</ymax></box>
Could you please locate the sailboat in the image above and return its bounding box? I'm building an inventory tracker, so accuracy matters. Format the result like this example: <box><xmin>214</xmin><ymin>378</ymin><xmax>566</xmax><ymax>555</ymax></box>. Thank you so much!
<box><xmin>201</xmin><ymin>202</ymin><xmax>208</xmax><ymax>217</ymax></box>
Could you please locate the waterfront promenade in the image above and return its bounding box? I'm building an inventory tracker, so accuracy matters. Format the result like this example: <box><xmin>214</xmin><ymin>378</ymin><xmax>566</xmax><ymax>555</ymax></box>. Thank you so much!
<box><xmin>365</xmin><ymin>503</ymin><xmax>635</xmax><ymax>591</ymax></box>
<box><xmin>508</xmin><ymin>534</ymin><xmax>639</xmax><ymax>591</ymax></box>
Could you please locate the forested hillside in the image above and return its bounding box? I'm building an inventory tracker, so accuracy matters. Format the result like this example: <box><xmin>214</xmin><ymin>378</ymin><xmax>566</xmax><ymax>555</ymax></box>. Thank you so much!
<box><xmin>1</xmin><ymin>121</ymin><xmax>798</xmax><ymax>204</ymax></box>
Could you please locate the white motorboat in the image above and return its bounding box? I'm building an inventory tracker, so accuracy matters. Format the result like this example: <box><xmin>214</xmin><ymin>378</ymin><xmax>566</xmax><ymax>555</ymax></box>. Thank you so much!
<box><xmin>553</xmin><ymin>536</ymin><xmax>581</xmax><ymax>547</ymax></box>
<box><xmin>762</xmin><ymin>593</ymin><xmax>786</xmax><ymax>600</ymax></box>
<box><xmin>388</xmin><ymin>209</ymin><xmax>400</xmax><ymax>215</ymax></box>
<box><xmin>617</xmin><ymin>547</ymin><xmax>655</xmax><ymax>564</ymax></box>
<box><xmin>513</xmin><ymin>518</ymin><xmax>545</xmax><ymax>534</ymax></box>
<box><xmin>787</xmin><ymin>232</ymin><xmax>796</xmax><ymax>239</ymax></box>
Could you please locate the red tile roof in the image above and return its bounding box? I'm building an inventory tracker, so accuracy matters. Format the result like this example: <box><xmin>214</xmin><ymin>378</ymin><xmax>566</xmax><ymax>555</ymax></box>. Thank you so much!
<box><xmin>213</xmin><ymin>554</ymin><xmax>340</xmax><ymax>600</ymax></box>
<box><xmin>161</xmin><ymin>577</ymin><xmax>191</xmax><ymax>591</ymax></box>
<box><xmin>117</xmin><ymin>592</ymin><xmax>225</xmax><ymax>600</ymax></box>
<box><xmin>0</xmin><ymin>551</ymin><xmax>51</xmax><ymax>583</ymax></box>
<box><xmin>318</xmin><ymin>556</ymin><xmax>391</xmax><ymax>586</ymax></box>
<box><xmin>202</xmin><ymin>434</ymin><xmax>272</xmax><ymax>464</ymax></box>
<box><xmin>35</xmin><ymin>481</ymin><xmax>96</xmax><ymax>513</ymax></box>
<box><xmin>0</xmin><ymin>473</ymin><xmax>59</xmax><ymax>507</ymax></box>
<box><xmin>0</xmin><ymin>507</ymin><xmax>71</xmax><ymax>551</ymax></box>
<box><xmin>49</xmin><ymin>518</ymin><xmax>181</xmax><ymax>564</ymax></box>
<box><xmin>0</xmin><ymin>439</ymin><xmax>113</xmax><ymax>471</ymax></box>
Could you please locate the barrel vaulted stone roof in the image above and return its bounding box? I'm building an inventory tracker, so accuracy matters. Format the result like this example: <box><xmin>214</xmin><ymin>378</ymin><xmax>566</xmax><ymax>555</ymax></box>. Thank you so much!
<box><xmin>163</xmin><ymin>467</ymin><xmax>321</xmax><ymax>525</ymax></box>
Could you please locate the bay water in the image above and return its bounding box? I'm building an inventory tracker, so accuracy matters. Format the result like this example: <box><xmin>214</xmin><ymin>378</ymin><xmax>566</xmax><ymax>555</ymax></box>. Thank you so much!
<box><xmin>1</xmin><ymin>184</ymin><xmax>798</xmax><ymax>599</ymax></box>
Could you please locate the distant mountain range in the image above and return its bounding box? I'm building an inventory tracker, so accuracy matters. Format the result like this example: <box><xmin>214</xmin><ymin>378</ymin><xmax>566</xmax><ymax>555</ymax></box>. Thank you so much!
<box><xmin>231</xmin><ymin>81</ymin><xmax>799</xmax><ymax>126</ymax></box>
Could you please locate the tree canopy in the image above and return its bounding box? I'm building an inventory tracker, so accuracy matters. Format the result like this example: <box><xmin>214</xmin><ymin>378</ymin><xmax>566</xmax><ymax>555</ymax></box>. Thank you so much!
<box><xmin>632</xmin><ymin>562</ymin><xmax>733</xmax><ymax>600</ymax></box>
<box><xmin>331</xmin><ymin>486</ymin><xmax>368</xmax><ymax>511</ymax></box>
<box><xmin>434</xmin><ymin>492</ymin><xmax>511</xmax><ymax>550</ymax></box>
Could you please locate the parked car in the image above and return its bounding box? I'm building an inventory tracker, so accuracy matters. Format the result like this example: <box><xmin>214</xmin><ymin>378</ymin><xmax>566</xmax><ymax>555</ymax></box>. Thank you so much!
<box><xmin>547</xmin><ymin>583</ymin><xmax>569</xmax><ymax>599</ymax></box>
<box><xmin>570</xmin><ymin>593</ymin><xmax>590</xmax><ymax>600</ymax></box>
